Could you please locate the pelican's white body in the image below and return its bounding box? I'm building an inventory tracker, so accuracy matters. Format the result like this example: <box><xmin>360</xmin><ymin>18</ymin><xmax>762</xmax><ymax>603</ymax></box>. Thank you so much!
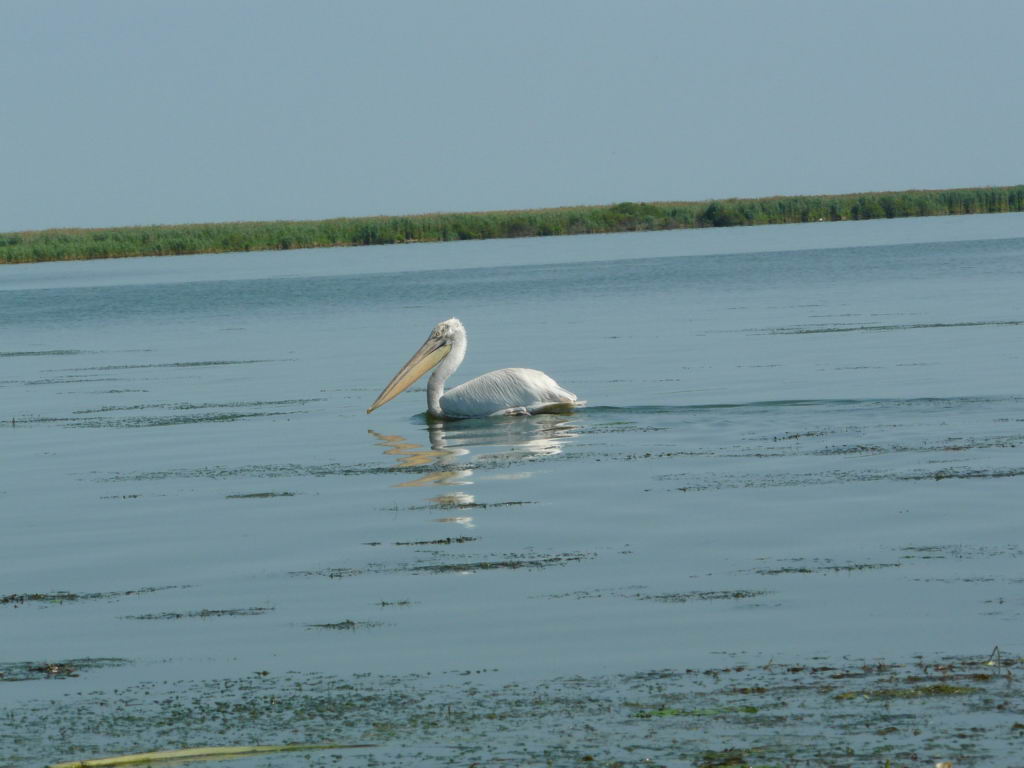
<box><xmin>369</xmin><ymin>318</ymin><xmax>580</xmax><ymax>420</ymax></box>
<box><xmin>437</xmin><ymin>366</ymin><xmax>578</xmax><ymax>419</ymax></box>
<box><xmin>428</xmin><ymin>320</ymin><xmax>577</xmax><ymax>418</ymax></box>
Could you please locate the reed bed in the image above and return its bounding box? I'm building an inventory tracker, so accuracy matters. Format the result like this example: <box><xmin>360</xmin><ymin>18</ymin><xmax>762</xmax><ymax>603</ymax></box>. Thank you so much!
<box><xmin>3</xmin><ymin>185</ymin><xmax>1022</xmax><ymax>264</ymax></box>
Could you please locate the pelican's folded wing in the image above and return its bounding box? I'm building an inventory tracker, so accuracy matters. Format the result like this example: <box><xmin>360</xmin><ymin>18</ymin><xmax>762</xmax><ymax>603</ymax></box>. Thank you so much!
<box><xmin>441</xmin><ymin>367</ymin><xmax>579</xmax><ymax>419</ymax></box>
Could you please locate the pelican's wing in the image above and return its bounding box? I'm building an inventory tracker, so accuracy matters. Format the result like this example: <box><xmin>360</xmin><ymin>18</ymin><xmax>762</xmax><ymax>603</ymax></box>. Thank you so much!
<box><xmin>440</xmin><ymin>368</ymin><xmax>578</xmax><ymax>419</ymax></box>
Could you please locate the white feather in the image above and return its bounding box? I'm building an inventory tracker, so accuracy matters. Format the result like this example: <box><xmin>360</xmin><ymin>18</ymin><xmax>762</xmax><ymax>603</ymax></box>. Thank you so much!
<box><xmin>441</xmin><ymin>367</ymin><xmax>577</xmax><ymax>418</ymax></box>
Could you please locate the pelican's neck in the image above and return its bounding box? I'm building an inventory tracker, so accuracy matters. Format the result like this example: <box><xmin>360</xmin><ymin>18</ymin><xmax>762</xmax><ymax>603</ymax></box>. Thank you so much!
<box><xmin>427</xmin><ymin>326</ymin><xmax>467</xmax><ymax>417</ymax></box>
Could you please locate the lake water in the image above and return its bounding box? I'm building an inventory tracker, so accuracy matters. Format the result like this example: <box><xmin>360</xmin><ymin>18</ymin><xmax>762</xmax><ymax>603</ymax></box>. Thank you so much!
<box><xmin>2</xmin><ymin>214</ymin><xmax>1024</xmax><ymax>766</ymax></box>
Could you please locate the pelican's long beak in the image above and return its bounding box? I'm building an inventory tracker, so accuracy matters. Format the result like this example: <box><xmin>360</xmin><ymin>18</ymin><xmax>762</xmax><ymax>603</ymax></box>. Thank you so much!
<box><xmin>367</xmin><ymin>335</ymin><xmax>451</xmax><ymax>413</ymax></box>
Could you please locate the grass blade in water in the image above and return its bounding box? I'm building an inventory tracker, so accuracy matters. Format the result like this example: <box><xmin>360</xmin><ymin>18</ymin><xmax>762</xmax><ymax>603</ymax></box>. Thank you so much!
<box><xmin>48</xmin><ymin>743</ymin><xmax>375</xmax><ymax>768</ymax></box>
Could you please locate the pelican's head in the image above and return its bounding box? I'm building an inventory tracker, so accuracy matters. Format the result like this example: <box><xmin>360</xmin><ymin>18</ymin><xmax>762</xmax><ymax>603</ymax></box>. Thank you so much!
<box><xmin>432</xmin><ymin>317</ymin><xmax>464</xmax><ymax>340</ymax></box>
<box><xmin>367</xmin><ymin>318</ymin><xmax>464</xmax><ymax>413</ymax></box>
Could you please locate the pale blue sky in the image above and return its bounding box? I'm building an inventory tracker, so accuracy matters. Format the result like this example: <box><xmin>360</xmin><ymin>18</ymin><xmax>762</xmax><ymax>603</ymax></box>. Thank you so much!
<box><xmin>3</xmin><ymin>0</ymin><xmax>1023</xmax><ymax>232</ymax></box>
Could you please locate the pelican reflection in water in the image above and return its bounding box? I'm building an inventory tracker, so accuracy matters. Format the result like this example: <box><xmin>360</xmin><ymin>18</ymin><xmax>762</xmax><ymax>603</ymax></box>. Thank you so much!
<box><xmin>370</xmin><ymin>416</ymin><xmax>579</xmax><ymax>526</ymax></box>
<box><xmin>367</xmin><ymin>318</ymin><xmax>581</xmax><ymax>419</ymax></box>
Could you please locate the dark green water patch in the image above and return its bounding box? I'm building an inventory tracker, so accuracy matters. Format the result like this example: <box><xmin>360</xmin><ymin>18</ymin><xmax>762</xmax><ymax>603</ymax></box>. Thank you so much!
<box><xmin>406</xmin><ymin>499</ymin><xmax>537</xmax><ymax>511</ymax></box>
<box><xmin>622</xmin><ymin>449</ymin><xmax>716</xmax><ymax>460</ymax></box>
<box><xmin>752</xmin><ymin>561</ymin><xmax>902</xmax><ymax>576</ymax></box>
<box><xmin>900</xmin><ymin>544</ymin><xmax>1024</xmax><ymax>560</ymax></box>
<box><xmin>0</xmin><ymin>349</ymin><xmax>84</xmax><ymax>357</ymax></box>
<box><xmin>3</xmin><ymin>653</ymin><xmax>1021</xmax><ymax>767</ymax></box>
<box><xmin>293</xmin><ymin>550</ymin><xmax>594</xmax><ymax>580</ymax></box>
<box><xmin>102</xmin><ymin>447</ymin><xmax>589</xmax><ymax>483</ymax></box>
<box><xmin>291</xmin><ymin>567</ymin><xmax>364</xmax><ymax>579</ymax></box>
<box><xmin>624</xmin><ymin>430</ymin><xmax>1022</xmax><ymax>463</ymax></box>
<box><xmin>394</xmin><ymin>536</ymin><xmax>479</xmax><ymax>546</ymax></box>
<box><xmin>541</xmin><ymin>585</ymin><xmax>648</xmax><ymax>600</ymax></box>
<box><xmin>696</xmin><ymin>746</ymin><xmax>770</xmax><ymax>767</ymax></box>
<box><xmin>6</xmin><ymin>410</ymin><xmax>304</xmax><ymax>428</ymax></box>
<box><xmin>835</xmin><ymin>683</ymin><xmax>978</xmax><ymax>700</ymax></box>
<box><xmin>542</xmin><ymin>586</ymin><xmax>768</xmax><ymax>604</ymax></box>
<box><xmin>21</xmin><ymin>376</ymin><xmax>122</xmax><ymax>386</ymax></box>
<box><xmin>768</xmin><ymin>319</ymin><xmax>1024</xmax><ymax>335</ymax></box>
<box><xmin>812</xmin><ymin>435</ymin><xmax>1024</xmax><ymax>457</ymax></box>
<box><xmin>307</xmin><ymin>620</ymin><xmax>386</xmax><ymax>631</ymax></box>
<box><xmin>226</xmin><ymin>491</ymin><xmax>297</xmax><ymax>499</ymax></box>
<box><xmin>666</xmin><ymin>465</ymin><xmax>1024</xmax><ymax>492</ymax></box>
<box><xmin>68</xmin><ymin>410</ymin><xmax>299</xmax><ymax>428</ymax></box>
<box><xmin>588</xmin><ymin>421</ymin><xmax>670</xmax><ymax>434</ymax></box>
<box><xmin>103</xmin><ymin>461</ymin><xmax>477</xmax><ymax>482</ymax></box>
<box><xmin>771</xmin><ymin>430</ymin><xmax>831</xmax><ymax>440</ymax></box>
<box><xmin>931</xmin><ymin>466</ymin><xmax>1024</xmax><ymax>481</ymax></box>
<box><xmin>0</xmin><ymin>657</ymin><xmax>128</xmax><ymax>682</ymax></box>
<box><xmin>411</xmin><ymin>551</ymin><xmax>594</xmax><ymax>574</ymax></box>
<box><xmin>631</xmin><ymin>705</ymin><xmax>759</xmax><ymax>718</ymax></box>
<box><xmin>18</xmin><ymin>397</ymin><xmax>319</xmax><ymax>431</ymax></box>
<box><xmin>1</xmin><ymin>585</ymin><xmax>183</xmax><ymax>607</ymax></box>
<box><xmin>641</xmin><ymin>589</ymin><xmax>770</xmax><ymax>604</ymax></box>
<box><xmin>54</xmin><ymin>359</ymin><xmax>275</xmax><ymax>371</ymax></box>
<box><xmin>73</xmin><ymin>398</ymin><xmax>323</xmax><ymax>414</ymax></box>
<box><xmin>121</xmin><ymin>607</ymin><xmax>271</xmax><ymax>620</ymax></box>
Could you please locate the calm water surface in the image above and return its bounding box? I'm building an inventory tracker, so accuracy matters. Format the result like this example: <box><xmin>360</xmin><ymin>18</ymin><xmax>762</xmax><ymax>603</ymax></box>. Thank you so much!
<box><xmin>2</xmin><ymin>214</ymin><xmax>1024</xmax><ymax>762</ymax></box>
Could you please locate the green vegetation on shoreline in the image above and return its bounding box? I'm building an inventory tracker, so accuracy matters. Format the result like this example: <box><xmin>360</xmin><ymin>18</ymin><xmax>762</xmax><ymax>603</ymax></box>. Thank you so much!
<box><xmin>3</xmin><ymin>184</ymin><xmax>1023</xmax><ymax>264</ymax></box>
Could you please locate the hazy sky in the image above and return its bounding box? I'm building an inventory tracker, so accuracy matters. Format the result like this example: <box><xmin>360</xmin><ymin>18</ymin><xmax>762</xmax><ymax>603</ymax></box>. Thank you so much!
<box><xmin>3</xmin><ymin>0</ymin><xmax>1023</xmax><ymax>232</ymax></box>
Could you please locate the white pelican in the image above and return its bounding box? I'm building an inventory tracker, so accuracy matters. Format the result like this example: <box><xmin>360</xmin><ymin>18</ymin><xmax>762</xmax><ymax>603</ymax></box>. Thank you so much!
<box><xmin>367</xmin><ymin>318</ymin><xmax>580</xmax><ymax>419</ymax></box>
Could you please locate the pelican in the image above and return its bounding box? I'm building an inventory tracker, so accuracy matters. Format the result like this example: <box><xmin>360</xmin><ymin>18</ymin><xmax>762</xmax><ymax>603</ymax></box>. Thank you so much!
<box><xmin>367</xmin><ymin>318</ymin><xmax>580</xmax><ymax>419</ymax></box>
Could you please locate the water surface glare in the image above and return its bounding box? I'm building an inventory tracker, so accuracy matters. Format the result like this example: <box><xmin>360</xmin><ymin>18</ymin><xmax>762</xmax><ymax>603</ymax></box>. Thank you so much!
<box><xmin>2</xmin><ymin>214</ymin><xmax>1024</xmax><ymax>765</ymax></box>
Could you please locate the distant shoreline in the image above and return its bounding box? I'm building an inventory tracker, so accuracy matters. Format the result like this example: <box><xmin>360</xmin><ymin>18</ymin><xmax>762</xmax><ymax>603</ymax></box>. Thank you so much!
<box><xmin>3</xmin><ymin>185</ymin><xmax>1022</xmax><ymax>265</ymax></box>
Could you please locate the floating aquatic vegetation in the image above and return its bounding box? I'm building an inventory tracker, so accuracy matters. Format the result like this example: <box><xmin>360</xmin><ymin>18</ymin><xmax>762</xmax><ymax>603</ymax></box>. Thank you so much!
<box><xmin>104</xmin><ymin>461</ymin><xmax>467</xmax><ymax>482</ymax></box>
<box><xmin>900</xmin><ymin>544</ymin><xmax>1024</xmax><ymax>559</ymax></box>
<box><xmin>291</xmin><ymin>567</ymin><xmax>363</xmax><ymax>579</ymax></box>
<box><xmin>22</xmin><ymin>376</ymin><xmax>122</xmax><ymax>387</ymax></box>
<box><xmin>811</xmin><ymin>434</ymin><xmax>1023</xmax><ymax>457</ymax></box>
<box><xmin>641</xmin><ymin>590</ymin><xmax>769</xmax><ymax>604</ymax></box>
<box><xmin>632</xmin><ymin>706</ymin><xmax>759</xmax><ymax>718</ymax></box>
<box><xmin>1</xmin><ymin>586</ymin><xmax>183</xmax><ymax>607</ymax></box>
<box><xmin>768</xmin><ymin>319</ymin><xmax>1024</xmax><ymax>335</ymax></box>
<box><xmin>0</xmin><ymin>349</ymin><xmax>83</xmax><ymax>357</ymax></box>
<box><xmin>295</xmin><ymin>549</ymin><xmax>594</xmax><ymax>579</ymax></box>
<box><xmin>411</xmin><ymin>551</ymin><xmax>594</xmax><ymax>574</ymax></box>
<box><xmin>9</xmin><ymin>409</ymin><xmax>303</xmax><ymax>429</ymax></box>
<box><xmin>121</xmin><ymin>607</ymin><xmax>271</xmax><ymax>620</ymax></box>
<box><xmin>667</xmin><ymin>464</ymin><xmax>1024</xmax><ymax>492</ymax></box>
<box><xmin>56</xmin><ymin>360</ymin><xmax>275</xmax><ymax>371</ymax></box>
<box><xmin>0</xmin><ymin>657</ymin><xmax>127</xmax><ymax>682</ymax></box>
<box><xmin>5</xmin><ymin>653</ymin><xmax>1020</xmax><ymax>767</ymax></box>
<box><xmin>47</xmin><ymin>743</ymin><xmax>373</xmax><ymax>768</ymax></box>
<box><xmin>753</xmin><ymin>561</ymin><xmax>901</xmax><ymax>576</ymax></box>
<box><xmin>544</xmin><ymin>587</ymin><xmax>769</xmax><ymax>603</ymax></box>
<box><xmin>69</xmin><ymin>411</ymin><xmax>300</xmax><ymax>428</ymax></box>
<box><xmin>394</xmin><ymin>536</ymin><xmax>479</xmax><ymax>546</ymax></box>
<box><xmin>72</xmin><ymin>398</ymin><xmax>323</xmax><ymax>415</ymax></box>
<box><xmin>224</xmin><ymin>491</ymin><xmax>297</xmax><ymax>499</ymax></box>
<box><xmin>406</xmin><ymin>500</ymin><xmax>536</xmax><ymax>510</ymax></box>
<box><xmin>307</xmin><ymin>620</ymin><xmax>385</xmax><ymax>630</ymax></box>
<box><xmin>835</xmin><ymin>683</ymin><xmax>978</xmax><ymax>700</ymax></box>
